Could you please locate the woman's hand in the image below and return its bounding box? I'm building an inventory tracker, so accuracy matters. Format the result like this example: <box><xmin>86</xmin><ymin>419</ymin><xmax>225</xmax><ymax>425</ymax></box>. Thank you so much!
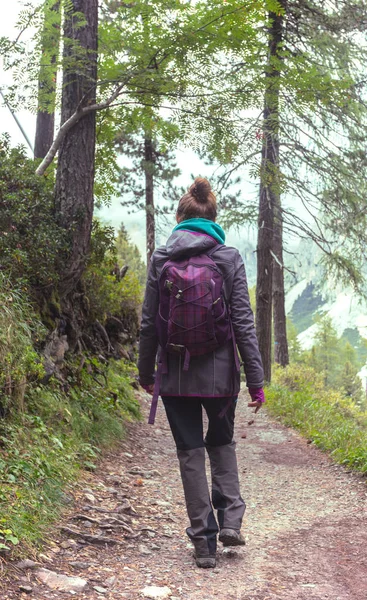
<box><xmin>141</xmin><ymin>383</ymin><xmax>154</xmax><ymax>396</ymax></box>
<box><xmin>248</xmin><ymin>388</ymin><xmax>265</xmax><ymax>413</ymax></box>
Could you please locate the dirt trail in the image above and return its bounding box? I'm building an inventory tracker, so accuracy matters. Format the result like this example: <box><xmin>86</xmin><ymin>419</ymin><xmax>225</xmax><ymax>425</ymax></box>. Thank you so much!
<box><xmin>3</xmin><ymin>390</ymin><xmax>367</xmax><ymax>600</ymax></box>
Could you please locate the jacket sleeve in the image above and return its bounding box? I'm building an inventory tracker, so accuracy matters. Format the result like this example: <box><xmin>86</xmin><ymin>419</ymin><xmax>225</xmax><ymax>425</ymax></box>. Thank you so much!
<box><xmin>138</xmin><ymin>257</ymin><xmax>159</xmax><ymax>386</ymax></box>
<box><xmin>229</xmin><ymin>252</ymin><xmax>264</xmax><ymax>388</ymax></box>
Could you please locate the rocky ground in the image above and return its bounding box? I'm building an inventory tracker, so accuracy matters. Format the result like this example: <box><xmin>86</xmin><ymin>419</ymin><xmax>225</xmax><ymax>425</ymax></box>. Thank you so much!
<box><xmin>1</xmin><ymin>390</ymin><xmax>367</xmax><ymax>600</ymax></box>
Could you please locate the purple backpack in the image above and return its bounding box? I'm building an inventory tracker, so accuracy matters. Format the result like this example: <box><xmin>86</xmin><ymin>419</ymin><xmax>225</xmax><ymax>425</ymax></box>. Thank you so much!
<box><xmin>156</xmin><ymin>250</ymin><xmax>231</xmax><ymax>369</ymax></box>
<box><xmin>148</xmin><ymin>247</ymin><xmax>239</xmax><ymax>424</ymax></box>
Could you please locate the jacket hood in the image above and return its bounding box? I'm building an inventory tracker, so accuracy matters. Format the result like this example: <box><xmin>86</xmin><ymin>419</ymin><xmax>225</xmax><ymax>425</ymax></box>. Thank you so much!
<box><xmin>166</xmin><ymin>230</ymin><xmax>218</xmax><ymax>260</ymax></box>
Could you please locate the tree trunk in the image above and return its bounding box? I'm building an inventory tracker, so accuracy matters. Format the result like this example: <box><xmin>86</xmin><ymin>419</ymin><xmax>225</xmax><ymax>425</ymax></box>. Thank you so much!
<box><xmin>34</xmin><ymin>2</ymin><xmax>60</xmax><ymax>159</ymax></box>
<box><xmin>273</xmin><ymin>197</ymin><xmax>289</xmax><ymax>365</ymax></box>
<box><xmin>256</xmin><ymin>8</ymin><xmax>283</xmax><ymax>383</ymax></box>
<box><xmin>144</xmin><ymin>137</ymin><xmax>155</xmax><ymax>264</ymax></box>
<box><xmin>55</xmin><ymin>0</ymin><xmax>98</xmax><ymax>296</ymax></box>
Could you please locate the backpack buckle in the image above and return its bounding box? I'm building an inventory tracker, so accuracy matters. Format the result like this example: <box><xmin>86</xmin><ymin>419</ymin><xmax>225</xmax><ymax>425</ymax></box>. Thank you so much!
<box><xmin>168</xmin><ymin>343</ymin><xmax>185</xmax><ymax>353</ymax></box>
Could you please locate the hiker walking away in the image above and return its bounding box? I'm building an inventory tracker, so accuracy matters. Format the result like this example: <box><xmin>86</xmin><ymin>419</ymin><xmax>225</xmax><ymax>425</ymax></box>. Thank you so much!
<box><xmin>138</xmin><ymin>177</ymin><xmax>265</xmax><ymax>568</ymax></box>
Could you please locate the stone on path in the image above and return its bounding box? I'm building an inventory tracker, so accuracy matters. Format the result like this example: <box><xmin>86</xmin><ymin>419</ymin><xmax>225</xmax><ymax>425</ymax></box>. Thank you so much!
<box><xmin>19</xmin><ymin>585</ymin><xmax>33</xmax><ymax>594</ymax></box>
<box><xmin>139</xmin><ymin>544</ymin><xmax>152</xmax><ymax>555</ymax></box>
<box><xmin>15</xmin><ymin>560</ymin><xmax>37</xmax><ymax>570</ymax></box>
<box><xmin>35</xmin><ymin>568</ymin><xmax>88</xmax><ymax>592</ymax></box>
<box><xmin>142</xmin><ymin>585</ymin><xmax>172</xmax><ymax>599</ymax></box>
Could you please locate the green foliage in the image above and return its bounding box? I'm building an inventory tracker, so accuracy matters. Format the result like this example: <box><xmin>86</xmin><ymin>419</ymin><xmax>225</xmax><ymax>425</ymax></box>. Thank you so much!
<box><xmin>0</xmin><ymin>137</ymin><xmax>66</xmax><ymax>287</ymax></box>
<box><xmin>0</xmin><ymin>359</ymin><xmax>140</xmax><ymax>551</ymax></box>
<box><xmin>296</xmin><ymin>316</ymin><xmax>364</xmax><ymax>405</ymax></box>
<box><xmin>0</xmin><ymin>273</ymin><xmax>46</xmax><ymax>412</ymax></box>
<box><xmin>287</xmin><ymin>318</ymin><xmax>303</xmax><ymax>363</ymax></box>
<box><xmin>116</xmin><ymin>224</ymin><xmax>146</xmax><ymax>287</ymax></box>
<box><xmin>83</xmin><ymin>220</ymin><xmax>143</xmax><ymax>324</ymax></box>
<box><xmin>266</xmin><ymin>364</ymin><xmax>367</xmax><ymax>474</ymax></box>
<box><xmin>117</xmin><ymin>131</ymin><xmax>181</xmax><ymax>223</ymax></box>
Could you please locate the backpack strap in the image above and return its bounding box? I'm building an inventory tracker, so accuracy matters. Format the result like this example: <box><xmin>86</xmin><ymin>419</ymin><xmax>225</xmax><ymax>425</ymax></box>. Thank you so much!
<box><xmin>148</xmin><ymin>350</ymin><xmax>168</xmax><ymax>425</ymax></box>
<box><xmin>230</xmin><ymin>317</ymin><xmax>241</xmax><ymax>373</ymax></box>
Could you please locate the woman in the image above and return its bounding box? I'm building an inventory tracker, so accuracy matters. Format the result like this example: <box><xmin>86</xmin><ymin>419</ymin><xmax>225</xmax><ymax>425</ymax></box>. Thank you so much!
<box><xmin>138</xmin><ymin>177</ymin><xmax>265</xmax><ymax>569</ymax></box>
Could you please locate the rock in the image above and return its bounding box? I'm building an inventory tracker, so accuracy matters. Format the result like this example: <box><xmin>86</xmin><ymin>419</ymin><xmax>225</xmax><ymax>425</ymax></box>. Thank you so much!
<box><xmin>105</xmin><ymin>576</ymin><xmax>116</xmax><ymax>587</ymax></box>
<box><xmin>128</xmin><ymin>466</ymin><xmax>145</xmax><ymax>475</ymax></box>
<box><xmin>60</xmin><ymin>539</ymin><xmax>78</xmax><ymax>549</ymax></box>
<box><xmin>151</xmin><ymin>544</ymin><xmax>161</xmax><ymax>551</ymax></box>
<box><xmin>142</xmin><ymin>586</ymin><xmax>172</xmax><ymax>599</ymax></box>
<box><xmin>93</xmin><ymin>586</ymin><xmax>108</xmax><ymax>594</ymax></box>
<box><xmin>70</xmin><ymin>561</ymin><xmax>93</xmax><ymax>569</ymax></box>
<box><xmin>38</xmin><ymin>553</ymin><xmax>53</xmax><ymax>562</ymax></box>
<box><xmin>15</xmin><ymin>559</ymin><xmax>37</xmax><ymax>570</ymax></box>
<box><xmin>35</xmin><ymin>568</ymin><xmax>88</xmax><ymax>592</ymax></box>
<box><xmin>19</xmin><ymin>585</ymin><xmax>33</xmax><ymax>594</ymax></box>
<box><xmin>123</xmin><ymin>452</ymin><xmax>133</xmax><ymax>458</ymax></box>
<box><xmin>84</xmin><ymin>493</ymin><xmax>96</xmax><ymax>504</ymax></box>
<box><xmin>83</xmin><ymin>521</ymin><xmax>93</xmax><ymax>529</ymax></box>
<box><xmin>60</xmin><ymin>491</ymin><xmax>74</xmax><ymax>505</ymax></box>
<box><xmin>139</xmin><ymin>544</ymin><xmax>152</xmax><ymax>555</ymax></box>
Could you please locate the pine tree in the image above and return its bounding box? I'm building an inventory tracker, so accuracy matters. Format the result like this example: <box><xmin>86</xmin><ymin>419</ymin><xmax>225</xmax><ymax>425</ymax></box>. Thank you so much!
<box><xmin>116</xmin><ymin>130</ymin><xmax>181</xmax><ymax>264</ymax></box>
<box><xmin>34</xmin><ymin>1</ymin><xmax>60</xmax><ymax>159</ymax></box>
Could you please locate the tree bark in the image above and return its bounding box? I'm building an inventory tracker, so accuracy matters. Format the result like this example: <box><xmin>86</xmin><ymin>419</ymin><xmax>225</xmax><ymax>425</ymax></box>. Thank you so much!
<box><xmin>34</xmin><ymin>2</ymin><xmax>60</xmax><ymax>159</ymax></box>
<box><xmin>273</xmin><ymin>197</ymin><xmax>289</xmax><ymax>366</ymax></box>
<box><xmin>256</xmin><ymin>8</ymin><xmax>283</xmax><ymax>383</ymax></box>
<box><xmin>144</xmin><ymin>137</ymin><xmax>155</xmax><ymax>264</ymax></box>
<box><xmin>55</xmin><ymin>0</ymin><xmax>98</xmax><ymax>296</ymax></box>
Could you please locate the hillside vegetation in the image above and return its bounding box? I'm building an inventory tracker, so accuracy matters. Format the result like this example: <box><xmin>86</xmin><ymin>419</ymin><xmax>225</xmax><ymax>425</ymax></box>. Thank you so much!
<box><xmin>0</xmin><ymin>143</ymin><xmax>142</xmax><ymax>554</ymax></box>
<box><xmin>266</xmin><ymin>364</ymin><xmax>367</xmax><ymax>474</ymax></box>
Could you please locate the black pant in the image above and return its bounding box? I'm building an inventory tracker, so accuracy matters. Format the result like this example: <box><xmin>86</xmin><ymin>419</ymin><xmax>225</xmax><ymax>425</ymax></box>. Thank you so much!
<box><xmin>161</xmin><ymin>395</ymin><xmax>244</xmax><ymax>555</ymax></box>
<box><xmin>161</xmin><ymin>396</ymin><xmax>237</xmax><ymax>451</ymax></box>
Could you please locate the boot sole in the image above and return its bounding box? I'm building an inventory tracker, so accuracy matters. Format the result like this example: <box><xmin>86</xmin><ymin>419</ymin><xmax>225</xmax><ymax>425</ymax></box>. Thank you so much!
<box><xmin>219</xmin><ymin>532</ymin><xmax>246</xmax><ymax>547</ymax></box>
<box><xmin>195</xmin><ymin>557</ymin><xmax>216</xmax><ymax>568</ymax></box>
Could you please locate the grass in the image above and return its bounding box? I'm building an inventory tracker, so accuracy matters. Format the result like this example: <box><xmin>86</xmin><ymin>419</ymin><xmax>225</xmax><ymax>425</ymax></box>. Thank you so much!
<box><xmin>265</xmin><ymin>364</ymin><xmax>367</xmax><ymax>475</ymax></box>
<box><xmin>0</xmin><ymin>359</ymin><xmax>141</xmax><ymax>555</ymax></box>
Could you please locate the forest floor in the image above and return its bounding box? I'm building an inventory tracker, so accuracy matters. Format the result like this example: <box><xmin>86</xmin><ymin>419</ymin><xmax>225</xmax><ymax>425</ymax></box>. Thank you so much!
<box><xmin>2</xmin><ymin>389</ymin><xmax>367</xmax><ymax>600</ymax></box>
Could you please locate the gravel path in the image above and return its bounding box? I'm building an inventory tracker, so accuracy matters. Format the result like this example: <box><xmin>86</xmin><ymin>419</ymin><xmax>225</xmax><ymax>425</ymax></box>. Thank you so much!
<box><xmin>3</xmin><ymin>390</ymin><xmax>367</xmax><ymax>599</ymax></box>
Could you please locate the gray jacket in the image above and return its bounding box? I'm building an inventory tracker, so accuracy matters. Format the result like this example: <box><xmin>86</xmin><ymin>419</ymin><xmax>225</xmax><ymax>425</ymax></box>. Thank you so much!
<box><xmin>138</xmin><ymin>230</ymin><xmax>264</xmax><ymax>397</ymax></box>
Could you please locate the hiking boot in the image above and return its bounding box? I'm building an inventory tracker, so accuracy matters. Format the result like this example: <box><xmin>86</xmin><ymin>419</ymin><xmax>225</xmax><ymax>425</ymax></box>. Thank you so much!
<box><xmin>195</xmin><ymin>555</ymin><xmax>216</xmax><ymax>568</ymax></box>
<box><xmin>219</xmin><ymin>528</ymin><xmax>246</xmax><ymax>547</ymax></box>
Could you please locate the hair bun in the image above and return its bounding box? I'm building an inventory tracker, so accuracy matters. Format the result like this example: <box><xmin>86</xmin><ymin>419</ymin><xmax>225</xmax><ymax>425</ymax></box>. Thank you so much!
<box><xmin>189</xmin><ymin>177</ymin><xmax>212</xmax><ymax>204</ymax></box>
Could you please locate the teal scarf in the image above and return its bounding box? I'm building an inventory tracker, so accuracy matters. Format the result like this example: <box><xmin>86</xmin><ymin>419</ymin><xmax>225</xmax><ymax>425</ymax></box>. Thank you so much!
<box><xmin>173</xmin><ymin>218</ymin><xmax>225</xmax><ymax>244</ymax></box>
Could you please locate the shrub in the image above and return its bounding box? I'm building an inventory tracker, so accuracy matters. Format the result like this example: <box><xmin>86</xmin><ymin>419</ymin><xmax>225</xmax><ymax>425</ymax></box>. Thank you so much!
<box><xmin>83</xmin><ymin>220</ymin><xmax>142</xmax><ymax>325</ymax></box>
<box><xmin>0</xmin><ymin>273</ymin><xmax>46</xmax><ymax>413</ymax></box>
<box><xmin>0</xmin><ymin>137</ymin><xmax>66</xmax><ymax>287</ymax></box>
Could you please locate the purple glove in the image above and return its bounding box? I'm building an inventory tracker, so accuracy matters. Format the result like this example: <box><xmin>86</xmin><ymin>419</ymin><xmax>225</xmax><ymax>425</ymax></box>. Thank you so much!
<box><xmin>140</xmin><ymin>382</ymin><xmax>154</xmax><ymax>395</ymax></box>
<box><xmin>248</xmin><ymin>388</ymin><xmax>265</xmax><ymax>404</ymax></box>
